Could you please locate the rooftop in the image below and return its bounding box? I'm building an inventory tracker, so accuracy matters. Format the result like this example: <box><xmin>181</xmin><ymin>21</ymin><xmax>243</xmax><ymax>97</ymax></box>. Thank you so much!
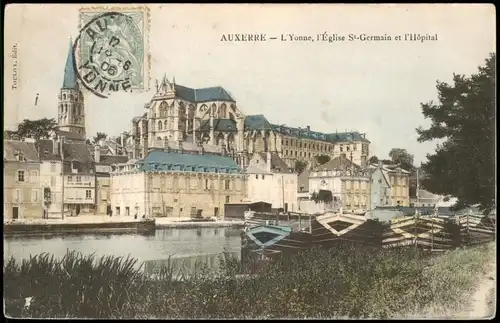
<box><xmin>138</xmin><ymin>150</ymin><xmax>242</xmax><ymax>173</ymax></box>
<box><xmin>4</xmin><ymin>140</ymin><xmax>40</xmax><ymax>162</ymax></box>
<box><xmin>244</xmin><ymin>114</ymin><xmax>370</xmax><ymax>143</ymax></box>
<box><xmin>174</xmin><ymin>84</ymin><xmax>235</xmax><ymax>103</ymax></box>
<box><xmin>62</xmin><ymin>39</ymin><xmax>78</xmax><ymax>90</ymax></box>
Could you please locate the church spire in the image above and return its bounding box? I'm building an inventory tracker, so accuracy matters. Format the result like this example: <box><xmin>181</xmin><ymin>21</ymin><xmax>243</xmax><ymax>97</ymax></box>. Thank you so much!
<box><xmin>62</xmin><ymin>38</ymin><xmax>78</xmax><ymax>89</ymax></box>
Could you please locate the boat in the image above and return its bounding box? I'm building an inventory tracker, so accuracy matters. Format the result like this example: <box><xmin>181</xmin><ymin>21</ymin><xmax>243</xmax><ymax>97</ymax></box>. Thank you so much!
<box><xmin>241</xmin><ymin>222</ymin><xmax>313</xmax><ymax>260</ymax></box>
<box><xmin>311</xmin><ymin>211</ymin><xmax>384</xmax><ymax>248</ymax></box>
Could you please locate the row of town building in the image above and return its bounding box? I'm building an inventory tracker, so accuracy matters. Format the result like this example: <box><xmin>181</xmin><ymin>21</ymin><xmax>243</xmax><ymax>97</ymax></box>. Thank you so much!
<box><xmin>4</xmin><ymin>133</ymin><xmax>418</xmax><ymax>220</ymax></box>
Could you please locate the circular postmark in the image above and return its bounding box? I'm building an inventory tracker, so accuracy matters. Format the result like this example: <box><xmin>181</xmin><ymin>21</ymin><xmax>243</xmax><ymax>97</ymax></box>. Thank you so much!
<box><xmin>73</xmin><ymin>12</ymin><xmax>144</xmax><ymax>98</ymax></box>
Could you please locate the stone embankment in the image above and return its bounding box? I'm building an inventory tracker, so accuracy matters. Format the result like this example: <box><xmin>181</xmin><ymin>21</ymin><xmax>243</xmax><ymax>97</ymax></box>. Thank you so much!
<box><xmin>4</xmin><ymin>215</ymin><xmax>245</xmax><ymax>236</ymax></box>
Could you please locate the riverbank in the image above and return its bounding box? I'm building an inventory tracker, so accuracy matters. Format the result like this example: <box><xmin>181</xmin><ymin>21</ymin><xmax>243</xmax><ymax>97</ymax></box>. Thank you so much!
<box><xmin>3</xmin><ymin>215</ymin><xmax>245</xmax><ymax>236</ymax></box>
<box><xmin>4</xmin><ymin>243</ymin><xmax>494</xmax><ymax>319</ymax></box>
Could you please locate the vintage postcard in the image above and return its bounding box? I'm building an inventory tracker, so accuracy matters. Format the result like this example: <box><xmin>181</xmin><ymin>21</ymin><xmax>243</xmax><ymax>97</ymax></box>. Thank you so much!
<box><xmin>3</xmin><ymin>3</ymin><xmax>496</xmax><ymax>320</ymax></box>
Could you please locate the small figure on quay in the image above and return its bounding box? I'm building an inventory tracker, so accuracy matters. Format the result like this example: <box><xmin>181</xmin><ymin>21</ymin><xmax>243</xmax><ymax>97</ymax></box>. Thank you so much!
<box><xmin>134</xmin><ymin>212</ymin><xmax>138</xmax><ymax>220</ymax></box>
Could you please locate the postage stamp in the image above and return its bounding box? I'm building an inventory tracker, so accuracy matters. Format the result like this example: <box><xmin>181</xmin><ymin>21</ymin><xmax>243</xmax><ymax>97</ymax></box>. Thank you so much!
<box><xmin>76</xmin><ymin>6</ymin><xmax>150</xmax><ymax>98</ymax></box>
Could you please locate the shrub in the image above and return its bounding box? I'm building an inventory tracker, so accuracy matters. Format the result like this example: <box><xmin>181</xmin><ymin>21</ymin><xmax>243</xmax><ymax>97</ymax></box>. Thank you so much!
<box><xmin>4</xmin><ymin>242</ymin><xmax>494</xmax><ymax>319</ymax></box>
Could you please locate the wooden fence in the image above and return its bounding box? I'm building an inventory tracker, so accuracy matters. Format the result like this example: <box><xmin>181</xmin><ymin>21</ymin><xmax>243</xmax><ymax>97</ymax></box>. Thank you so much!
<box><xmin>244</xmin><ymin>212</ymin><xmax>495</xmax><ymax>255</ymax></box>
<box><xmin>458</xmin><ymin>214</ymin><xmax>496</xmax><ymax>246</ymax></box>
<box><xmin>381</xmin><ymin>216</ymin><xmax>460</xmax><ymax>251</ymax></box>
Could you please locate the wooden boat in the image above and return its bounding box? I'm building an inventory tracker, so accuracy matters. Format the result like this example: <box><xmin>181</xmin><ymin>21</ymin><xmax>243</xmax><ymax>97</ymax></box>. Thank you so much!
<box><xmin>311</xmin><ymin>212</ymin><xmax>384</xmax><ymax>248</ymax></box>
<box><xmin>243</xmin><ymin>211</ymin><xmax>311</xmax><ymax>229</ymax></box>
<box><xmin>241</xmin><ymin>223</ymin><xmax>312</xmax><ymax>260</ymax></box>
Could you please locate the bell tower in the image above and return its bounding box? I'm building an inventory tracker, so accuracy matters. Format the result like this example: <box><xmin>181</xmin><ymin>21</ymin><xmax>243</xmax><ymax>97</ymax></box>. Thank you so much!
<box><xmin>57</xmin><ymin>39</ymin><xmax>86</xmax><ymax>140</ymax></box>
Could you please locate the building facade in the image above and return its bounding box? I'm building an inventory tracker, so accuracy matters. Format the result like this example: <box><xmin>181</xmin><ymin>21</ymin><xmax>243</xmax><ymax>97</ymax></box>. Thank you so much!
<box><xmin>93</xmin><ymin>145</ymin><xmax>128</xmax><ymax>214</ymax></box>
<box><xmin>110</xmin><ymin>149</ymin><xmax>247</xmax><ymax>218</ymax></box>
<box><xmin>4</xmin><ymin>140</ymin><xmax>43</xmax><ymax>220</ymax></box>
<box><xmin>381</xmin><ymin>165</ymin><xmax>411</xmax><ymax>207</ymax></box>
<box><xmin>298</xmin><ymin>156</ymin><xmax>371</xmax><ymax>214</ymax></box>
<box><xmin>124</xmin><ymin>77</ymin><xmax>371</xmax><ymax>169</ymax></box>
<box><xmin>38</xmin><ymin>139</ymin><xmax>64</xmax><ymax>217</ymax></box>
<box><xmin>245</xmin><ymin>152</ymin><xmax>297</xmax><ymax>211</ymax></box>
<box><xmin>368</xmin><ymin>165</ymin><xmax>392</xmax><ymax>210</ymax></box>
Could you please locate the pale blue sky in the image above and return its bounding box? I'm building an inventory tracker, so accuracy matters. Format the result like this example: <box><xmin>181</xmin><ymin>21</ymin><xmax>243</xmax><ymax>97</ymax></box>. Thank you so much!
<box><xmin>4</xmin><ymin>4</ymin><xmax>495</xmax><ymax>164</ymax></box>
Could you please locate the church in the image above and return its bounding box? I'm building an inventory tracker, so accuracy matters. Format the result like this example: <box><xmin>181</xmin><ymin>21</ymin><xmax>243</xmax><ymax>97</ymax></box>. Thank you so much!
<box><xmin>124</xmin><ymin>77</ymin><xmax>372</xmax><ymax>169</ymax></box>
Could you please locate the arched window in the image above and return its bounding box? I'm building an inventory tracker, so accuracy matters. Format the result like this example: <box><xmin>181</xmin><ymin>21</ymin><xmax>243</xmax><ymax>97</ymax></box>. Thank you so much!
<box><xmin>164</xmin><ymin>120</ymin><xmax>168</xmax><ymax>130</ymax></box>
<box><xmin>63</xmin><ymin>94</ymin><xmax>66</xmax><ymax>100</ymax></box>
<box><xmin>158</xmin><ymin>121</ymin><xmax>163</xmax><ymax>131</ymax></box>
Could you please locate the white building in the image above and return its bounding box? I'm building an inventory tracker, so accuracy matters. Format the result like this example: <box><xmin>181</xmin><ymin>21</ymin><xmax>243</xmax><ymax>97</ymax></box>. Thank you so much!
<box><xmin>297</xmin><ymin>156</ymin><xmax>371</xmax><ymax>214</ymax></box>
<box><xmin>110</xmin><ymin>149</ymin><xmax>247</xmax><ymax>218</ymax></box>
<box><xmin>245</xmin><ymin>152</ymin><xmax>297</xmax><ymax>212</ymax></box>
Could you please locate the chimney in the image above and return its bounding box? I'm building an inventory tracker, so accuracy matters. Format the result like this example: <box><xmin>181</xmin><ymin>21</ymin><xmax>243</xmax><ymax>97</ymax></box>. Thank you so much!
<box><xmin>94</xmin><ymin>145</ymin><xmax>100</xmax><ymax>163</ymax></box>
<box><xmin>266</xmin><ymin>151</ymin><xmax>272</xmax><ymax>173</ymax></box>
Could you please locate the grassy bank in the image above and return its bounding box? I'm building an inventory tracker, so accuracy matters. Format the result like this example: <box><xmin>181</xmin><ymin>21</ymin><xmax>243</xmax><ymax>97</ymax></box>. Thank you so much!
<box><xmin>4</xmin><ymin>243</ymin><xmax>495</xmax><ymax>319</ymax></box>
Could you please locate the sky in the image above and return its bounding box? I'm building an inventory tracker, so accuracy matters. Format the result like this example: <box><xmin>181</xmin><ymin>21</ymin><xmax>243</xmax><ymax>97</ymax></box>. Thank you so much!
<box><xmin>4</xmin><ymin>4</ymin><xmax>496</xmax><ymax>164</ymax></box>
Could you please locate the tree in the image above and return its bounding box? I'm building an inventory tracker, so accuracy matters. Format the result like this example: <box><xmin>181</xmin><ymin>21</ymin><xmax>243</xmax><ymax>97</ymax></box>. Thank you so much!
<box><xmin>368</xmin><ymin>156</ymin><xmax>379</xmax><ymax>164</ymax></box>
<box><xmin>295</xmin><ymin>160</ymin><xmax>308</xmax><ymax>174</ymax></box>
<box><xmin>388</xmin><ymin>148</ymin><xmax>415</xmax><ymax>171</ymax></box>
<box><xmin>92</xmin><ymin>132</ymin><xmax>108</xmax><ymax>145</ymax></box>
<box><xmin>416</xmin><ymin>53</ymin><xmax>495</xmax><ymax>214</ymax></box>
<box><xmin>315</xmin><ymin>154</ymin><xmax>331</xmax><ymax>165</ymax></box>
<box><xmin>311</xmin><ymin>190</ymin><xmax>333</xmax><ymax>204</ymax></box>
<box><xmin>15</xmin><ymin>118</ymin><xmax>57</xmax><ymax>139</ymax></box>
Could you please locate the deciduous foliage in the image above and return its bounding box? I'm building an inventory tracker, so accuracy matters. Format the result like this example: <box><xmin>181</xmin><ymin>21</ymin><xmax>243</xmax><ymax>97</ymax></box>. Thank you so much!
<box><xmin>315</xmin><ymin>154</ymin><xmax>331</xmax><ymax>165</ymax></box>
<box><xmin>416</xmin><ymin>53</ymin><xmax>495</xmax><ymax>214</ymax></box>
<box><xmin>310</xmin><ymin>190</ymin><xmax>333</xmax><ymax>204</ymax></box>
<box><xmin>368</xmin><ymin>156</ymin><xmax>379</xmax><ymax>164</ymax></box>
<box><xmin>294</xmin><ymin>160</ymin><xmax>308</xmax><ymax>174</ymax></box>
<box><xmin>92</xmin><ymin>132</ymin><xmax>108</xmax><ymax>145</ymax></box>
<box><xmin>388</xmin><ymin>148</ymin><xmax>415</xmax><ymax>171</ymax></box>
<box><xmin>14</xmin><ymin>118</ymin><xmax>57</xmax><ymax>139</ymax></box>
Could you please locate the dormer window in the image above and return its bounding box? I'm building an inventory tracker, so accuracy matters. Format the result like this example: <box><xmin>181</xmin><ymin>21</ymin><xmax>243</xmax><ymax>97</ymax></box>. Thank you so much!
<box><xmin>15</xmin><ymin>151</ymin><xmax>25</xmax><ymax>162</ymax></box>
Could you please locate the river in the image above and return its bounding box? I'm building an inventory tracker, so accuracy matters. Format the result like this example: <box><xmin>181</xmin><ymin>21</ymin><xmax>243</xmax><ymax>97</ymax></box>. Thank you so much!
<box><xmin>3</xmin><ymin>227</ymin><xmax>243</xmax><ymax>277</ymax></box>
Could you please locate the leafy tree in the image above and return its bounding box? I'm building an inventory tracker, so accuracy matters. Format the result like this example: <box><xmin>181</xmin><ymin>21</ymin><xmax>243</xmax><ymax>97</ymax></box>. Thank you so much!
<box><xmin>416</xmin><ymin>53</ymin><xmax>495</xmax><ymax>214</ymax></box>
<box><xmin>310</xmin><ymin>190</ymin><xmax>333</xmax><ymax>204</ymax></box>
<box><xmin>388</xmin><ymin>148</ymin><xmax>415</xmax><ymax>171</ymax></box>
<box><xmin>368</xmin><ymin>156</ymin><xmax>379</xmax><ymax>164</ymax></box>
<box><xmin>315</xmin><ymin>154</ymin><xmax>331</xmax><ymax>165</ymax></box>
<box><xmin>15</xmin><ymin>118</ymin><xmax>57</xmax><ymax>139</ymax></box>
<box><xmin>295</xmin><ymin>160</ymin><xmax>308</xmax><ymax>174</ymax></box>
<box><xmin>92</xmin><ymin>132</ymin><xmax>108</xmax><ymax>145</ymax></box>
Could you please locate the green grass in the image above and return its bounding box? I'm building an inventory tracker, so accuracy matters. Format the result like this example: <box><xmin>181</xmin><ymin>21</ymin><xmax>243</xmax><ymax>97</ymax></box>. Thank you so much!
<box><xmin>3</xmin><ymin>242</ymin><xmax>495</xmax><ymax>319</ymax></box>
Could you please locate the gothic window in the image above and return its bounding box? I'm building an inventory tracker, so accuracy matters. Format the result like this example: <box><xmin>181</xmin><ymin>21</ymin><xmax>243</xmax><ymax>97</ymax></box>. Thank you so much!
<box><xmin>160</xmin><ymin>101</ymin><xmax>168</xmax><ymax>117</ymax></box>
<box><xmin>158</xmin><ymin>121</ymin><xmax>163</xmax><ymax>131</ymax></box>
<box><xmin>63</xmin><ymin>94</ymin><xmax>66</xmax><ymax>100</ymax></box>
<box><xmin>70</xmin><ymin>94</ymin><xmax>74</xmax><ymax>101</ymax></box>
<box><xmin>164</xmin><ymin>120</ymin><xmax>168</xmax><ymax>130</ymax></box>
<box><xmin>220</xmin><ymin>104</ymin><xmax>227</xmax><ymax>118</ymax></box>
<box><xmin>72</xmin><ymin>105</ymin><xmax>76</xmax><ymax>116</ymax></box>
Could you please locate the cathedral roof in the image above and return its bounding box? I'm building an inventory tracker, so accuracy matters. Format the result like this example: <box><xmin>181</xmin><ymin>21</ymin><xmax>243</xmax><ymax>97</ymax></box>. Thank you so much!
<box><xmin>174</xmin><ymin>84</ymin><xmax>235</xmax><ymax>103</ymax></box>
<box><xmin>62</xmin><ymin>39</ymin><xmax>78</xmax><ymax>89</ymax></box>
<box><xmin>138</xmin><ymin>150</ymin><xmax>241</xmax><ymax>173</ymax></box>
<box><xmin>244</xmin><ymin>114</ymin><xmax>274</xmax><ymax>131</ymax></box>
<box><xmin>198</xmin><ymin>119</ymin><xmax>238</xmax><ymax>132</ymax></box>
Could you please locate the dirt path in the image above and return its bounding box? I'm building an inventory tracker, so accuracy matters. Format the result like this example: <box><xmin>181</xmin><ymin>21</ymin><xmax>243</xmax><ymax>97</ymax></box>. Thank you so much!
<box><xmin>454</xmin><ymin>260</ymin><xmax>496</xmax><ymax>319</ymax></box>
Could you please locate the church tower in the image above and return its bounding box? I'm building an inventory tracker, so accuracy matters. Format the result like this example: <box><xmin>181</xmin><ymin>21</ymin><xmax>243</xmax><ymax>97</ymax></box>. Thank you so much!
<box><xmin>57</xmin><ymin>39</ymin><xmax>86</xmax><ymax>139</ymax></box>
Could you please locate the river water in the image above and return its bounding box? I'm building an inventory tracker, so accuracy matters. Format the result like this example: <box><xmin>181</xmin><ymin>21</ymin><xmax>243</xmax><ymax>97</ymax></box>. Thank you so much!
<box><xmin>3</xmin><ymin>228</ymin><xmax>243</xmax><ymax>276</ymax></box>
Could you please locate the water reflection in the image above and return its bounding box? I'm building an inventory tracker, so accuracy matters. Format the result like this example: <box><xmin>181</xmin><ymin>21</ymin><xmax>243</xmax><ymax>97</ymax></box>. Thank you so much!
<box><xmin>3</xmin><ymin>228</ymin><xmax>243</xmax><ymax>265</ymax></box>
